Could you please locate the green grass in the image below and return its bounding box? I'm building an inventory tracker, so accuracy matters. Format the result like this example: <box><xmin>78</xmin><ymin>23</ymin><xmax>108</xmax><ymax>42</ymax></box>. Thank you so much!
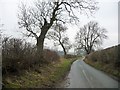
<box><xmin>3</xmin><ymin>58</ymin><xmax>76</xmax><ymax>88</ymax></box>
<box><xmin>48</xmin><ymin>59</ymin><xmax>73</xmax><ymax>85</ymax></box>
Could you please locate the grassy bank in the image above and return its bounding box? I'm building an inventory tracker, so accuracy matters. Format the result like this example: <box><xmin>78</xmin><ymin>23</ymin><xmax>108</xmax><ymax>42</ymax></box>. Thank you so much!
<box><xmin>3</xmin><ymin>58</ymin><xmax>76</xmax><ymax>88</ymax></box>
<box><xmin>84</xmin><ymin>60</ymin><xmax>120</xmax><ymax>78</ymax></box>
<box><xmin>84</xmin><ymin>45</ymin><xmax>120</xmax><ymax>79</ymax></box>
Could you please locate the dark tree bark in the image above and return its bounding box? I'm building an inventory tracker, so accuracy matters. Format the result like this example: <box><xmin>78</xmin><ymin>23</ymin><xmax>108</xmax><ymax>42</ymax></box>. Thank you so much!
<box><xmin>36</xmin><ymin>21</ymin><xmax>52</xmax><ymax>59</ymax></box>
<box><xmin>18</xmin><ymin>1</ymin><xmax>98</xmax><ymax>60</ymax></box>
<box><xmin>59</xmin><ymin>40</ymin><xmax>67</xmax><ymax>56</ymax></box>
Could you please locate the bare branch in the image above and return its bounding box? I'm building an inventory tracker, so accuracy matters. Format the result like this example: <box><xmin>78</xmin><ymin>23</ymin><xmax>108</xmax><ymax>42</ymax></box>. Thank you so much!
<box><xmin>18</xmin><ymin>0</ymin><xmax>98</xmax><ymax>57</ymax></box>
<box><xmin>75</xmin><ymin>21</ymin><xmax>107</xmax><ymax>54</ymax></box>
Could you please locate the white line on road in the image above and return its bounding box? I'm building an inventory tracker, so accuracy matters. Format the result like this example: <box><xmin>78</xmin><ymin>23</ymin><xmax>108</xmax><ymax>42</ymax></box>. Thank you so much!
<box><xmin>82</xmin><ymin>69</ymin><xmax>94</xmax><ymax>88</ymax></box>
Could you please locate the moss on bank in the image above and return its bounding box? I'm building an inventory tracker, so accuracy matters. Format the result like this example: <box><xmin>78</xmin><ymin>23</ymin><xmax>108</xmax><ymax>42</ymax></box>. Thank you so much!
<box><xmin>3</xmin><ymin>58</ymin><xmax>76</xmax><ymax>88</ymax></box>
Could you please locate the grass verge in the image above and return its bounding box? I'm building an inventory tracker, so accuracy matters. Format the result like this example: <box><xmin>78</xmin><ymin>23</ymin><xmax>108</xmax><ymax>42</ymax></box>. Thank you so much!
<box><xmin>84</xmin><ymin>59</ymin><xmax>120</xmax><ymax>79</ymax></box>
<box><xmin>3</xmin><ymin>58</ymin><xmax>76</xmax><ymax>88</ymax></box>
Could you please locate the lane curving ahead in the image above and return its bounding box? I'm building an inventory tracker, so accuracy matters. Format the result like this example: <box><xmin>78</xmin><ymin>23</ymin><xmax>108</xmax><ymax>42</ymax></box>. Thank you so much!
<box><xmin>64</xmin><ymin>59</ymin><xmax>119</xmax><ymax>88</ymax></box>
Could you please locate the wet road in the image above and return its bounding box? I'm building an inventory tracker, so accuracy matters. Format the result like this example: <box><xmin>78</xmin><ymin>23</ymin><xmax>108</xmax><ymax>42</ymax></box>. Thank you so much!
<box><xmin>63</xmin><ymin>59</ymin><xmax>119</xmax><ymax>88</ymax></box>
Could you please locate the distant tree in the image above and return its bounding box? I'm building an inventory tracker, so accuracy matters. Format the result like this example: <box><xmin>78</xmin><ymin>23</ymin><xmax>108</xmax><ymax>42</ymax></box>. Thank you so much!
<box><xmin>75</xmin><ymin>21</ymin><xmax>107</xmax><ymax>54</ymax></box>
<box><xmin>0</xmin><ymin>21</ymin><xmax>4</xmax><ymax>50</ymax></box>
<box><xmin>0</xmin><ymin>21</ymin><xmax>3</xmax><ymax>37</ymax></box>
<box><xmin>0</xmin><ymin>21</ymin><xmax>3</xmax><ymax>66</ymax></box>
<box><xmin>47</xmin><ymin>23</ymin><xmax>72</xmax><ymax>56</ymax></box>
<box><xmin>18</xmin><ymin>0</ymin><xmax>98</xmax><ymax>60</ymax></box>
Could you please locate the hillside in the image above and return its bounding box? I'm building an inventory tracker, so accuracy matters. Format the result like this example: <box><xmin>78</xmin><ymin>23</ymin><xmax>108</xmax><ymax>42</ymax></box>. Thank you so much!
<box><xmin>84</xmin><ymin>44</ymin><xmax>120</xmax><ymax>78</ymax></box>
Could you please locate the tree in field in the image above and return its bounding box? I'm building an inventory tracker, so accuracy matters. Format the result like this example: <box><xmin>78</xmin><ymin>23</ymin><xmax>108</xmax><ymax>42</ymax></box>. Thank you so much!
<box><xmin>47</xmin><ymin>23</ymin><xmax>71</xmax><ymax>56</ymax></box>
<box><xmin>18</xmin><ymin>0</ymin><xmax>98</xmax><ymax>60</ymax></box>
<box><xmin>75</xmin><ymin>21</ymin><xmax>107</xmax><ymax>54</ymax></box>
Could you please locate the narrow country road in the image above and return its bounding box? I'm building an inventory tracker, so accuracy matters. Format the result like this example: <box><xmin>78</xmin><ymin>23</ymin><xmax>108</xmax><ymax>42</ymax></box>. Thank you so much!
<box><xmin>61</xmin><ymin>59</ymin><xmax>119</xmax><ymax>88</ymax></box>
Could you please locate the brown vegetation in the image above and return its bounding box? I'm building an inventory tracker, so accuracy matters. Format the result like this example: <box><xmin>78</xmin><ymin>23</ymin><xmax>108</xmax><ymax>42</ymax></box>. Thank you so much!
<box><xmin>3</xmin><ymin>57</ymin><xmax>76</xmax><ymax>88</ymax></box>
<box><xmin>84</xmin><ymin>45</ymin><xmax>120</xmax><ymax>78</ymax></box>
<box><xmin>2</xmin><ymin>37</ymin><xmax>60</xmax><ymax>75</ymax></box>
<box><xmin>2</xmin><ymin>36</ymin><xmax>79</xmax><ymax>88</ymax></box>
<box><xmin>64</xmin><ymin>54</ymin><xmax>78</xmax><ymax>59</ymax></box>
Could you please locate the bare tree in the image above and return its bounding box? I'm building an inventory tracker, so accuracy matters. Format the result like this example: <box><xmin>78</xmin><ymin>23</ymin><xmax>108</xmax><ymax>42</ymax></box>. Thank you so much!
<box><xmin>0</xmin><ymin>21</ymin><xmax>3</xmax><ymax>67</ymax></box>
<box><xmin>0</xmin><ymin>24</ymin><xmax>2</xmax><ymax>48</ymax></box>
<box><xmin>0</xmin><ymin>21</ymin><xmax>3</xmax><ymax>41</ymax></box>
<box><xmin>75</xmin><ymin>21</ymin><xmax>107</xmax><ymax>54</ymax></box>
<box><xmin>47</xmin><ymin>23</ymin><xmax>71</xmax><ymax>56</ymax></box>
<box><xmin>18</xmin><ymin>0</ymin><xmax>98</xmax><ymax>60</ymax></box>
<box><xmin>0</xmin><ymin>21</ymin><xmax>4</xmax><ymax>58</ymax></box>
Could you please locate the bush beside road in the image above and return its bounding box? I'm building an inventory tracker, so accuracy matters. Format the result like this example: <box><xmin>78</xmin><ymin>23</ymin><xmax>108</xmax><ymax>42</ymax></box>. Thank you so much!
<box><xmin>3</xmin><ymin>58</ymin><xmax>76</xmax><ymax>88</ymax></box>
<box><xmin>84</xmin><ymin>45</ymin><xmax>120</xmax><ymax>79</ymax></box>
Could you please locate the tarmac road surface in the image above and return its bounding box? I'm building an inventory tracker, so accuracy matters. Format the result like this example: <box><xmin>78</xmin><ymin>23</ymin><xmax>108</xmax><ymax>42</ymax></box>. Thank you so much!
<box><xmin>62</xmin><ymin>59</ymin><xmax>119</xmax><ymax>88</ymax></box>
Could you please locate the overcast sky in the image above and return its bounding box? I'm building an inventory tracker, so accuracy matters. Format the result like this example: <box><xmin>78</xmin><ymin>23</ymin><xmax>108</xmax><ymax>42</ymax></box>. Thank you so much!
<box><xmin>0</xmin><ymin>0</ymin><xmax>119</xmax><ymax>52</ymax></box>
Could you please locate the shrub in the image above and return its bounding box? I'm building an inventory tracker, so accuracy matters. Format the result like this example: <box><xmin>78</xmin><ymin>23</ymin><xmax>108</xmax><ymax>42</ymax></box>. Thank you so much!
<box><xmin>2</xmin><ymin>37</ymin><xmax>60</xmax><ymax>74</ymax></box>
<box><xmin>43</xmin><ymin>49</ymin><xmax>60</xmax><ymax>63</ymax></box>
<box><xmin>85</xmin><ymin>45</ymin><xmax>120</xmax><ymax>69</ymax></box>
<box><xmin>85</xmin><ymin>45</ymin><xmax>120</xmax><ymax>78</ymax></box>
<box><xmin>64</xmin><ymin>54</ymin><xmax>77</xmax><ymax>59</ymax></box>
<box><xmin>2</xmin><ymin>37</ymin><xmax>36</xmax><ymax>74</ymax></box>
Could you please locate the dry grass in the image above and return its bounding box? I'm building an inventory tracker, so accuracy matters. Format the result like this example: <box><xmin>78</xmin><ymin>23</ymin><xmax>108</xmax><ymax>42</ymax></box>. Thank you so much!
<box><xmin>3</xmin><ymin>58</ymin><xmax>76</xmax><ymax>88</ymax></box>
<box><xmin>84</xmin><ymin>45</ymin><xmax>120</xmax><ymax>78</ymax></box>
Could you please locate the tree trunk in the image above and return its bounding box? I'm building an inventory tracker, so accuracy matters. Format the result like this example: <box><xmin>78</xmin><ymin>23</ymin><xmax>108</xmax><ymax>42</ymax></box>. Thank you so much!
<box><xmin>63</xmin><ymin>46</ymin><xmax>67</xmax><ymax>56</ymax></box>
<box><xmin>86</xmin><ymin>51</ymin><xmax>90</xmax><ymax>54</ymax></box>
<box><xmin>59</xmin><ymin>41</ymin><xmax>67</xmax><ymax>56</ymax></box>
<box><xmin>85</xmin><ymin>47</ymin><xmax>90</xmax><ymax>55</ymax></box>
<box><xmin>36</xmin><ymin>25</ymin><xmax>50</xmax><ymax>61</ymax></box>
<box><xmin>36</xmin><ymin>37</ymin><xmax>44</xmax><ymax>60</ymax></box>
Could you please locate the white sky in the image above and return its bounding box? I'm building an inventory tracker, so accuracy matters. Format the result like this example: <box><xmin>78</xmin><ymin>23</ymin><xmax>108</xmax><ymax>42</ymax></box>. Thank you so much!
<box><xmin>0</xmin><ymin>0</ymin><xmax>119</xmax><ymax>52</ymax></box>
